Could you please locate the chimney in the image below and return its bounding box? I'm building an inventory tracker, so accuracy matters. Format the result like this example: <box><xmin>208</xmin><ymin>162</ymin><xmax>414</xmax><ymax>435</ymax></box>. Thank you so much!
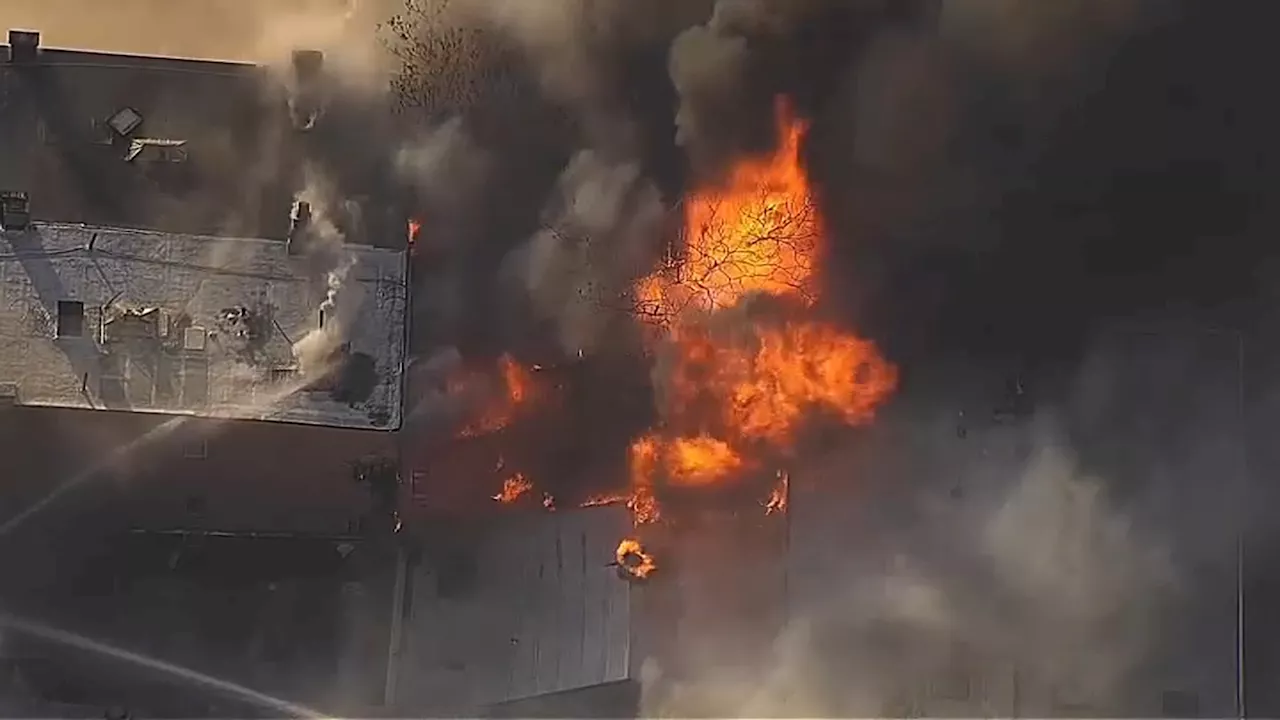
<box><xmin>292</xmin><ymin>50</ymin><xmax>324</xmax><ymax>84</ymax></box>
<box><xmin>288</xmin><ymin>201</ymin><xmax>312</xmax><ymax>254</ymax></box>
<box><xmin>288</xmin><ymin>50</ymin><xmax>326</xmax><ymax>132</ymax></box>
<box><xmin>7</xmin><ymin>29</ymin><xmax>39</xmax><ymax>64</ymax></box>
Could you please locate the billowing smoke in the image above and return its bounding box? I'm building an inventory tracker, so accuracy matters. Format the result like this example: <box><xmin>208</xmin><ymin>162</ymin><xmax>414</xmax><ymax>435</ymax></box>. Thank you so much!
<box><xmin>289</xmin><ymin>169</ymin><xmax>362</xmax><ymax>378</ymax></box>
<box><xmin>16</xmin><ymin>0</ymin><xmax>1280</xmax><ymax>714</ymax></box>
<box><xmin>502</xmin><ymin>150</ymin><xmax>665</xmax><ymax>357</ymax></box>
<box><xmin>638</xmin><ymin>331</ymin><xmax>1242</xmax><ymax>715</ymax></box>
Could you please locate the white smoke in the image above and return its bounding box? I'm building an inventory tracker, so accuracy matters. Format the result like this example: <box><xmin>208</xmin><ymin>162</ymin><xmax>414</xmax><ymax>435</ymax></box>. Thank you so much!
<box><xmin>289</xmin><ymin>170</ymin><xmax>362</xmax><ymax>379</ymax></box>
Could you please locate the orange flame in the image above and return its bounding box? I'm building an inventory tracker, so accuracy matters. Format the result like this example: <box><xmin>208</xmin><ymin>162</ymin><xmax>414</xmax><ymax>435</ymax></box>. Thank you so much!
<box><xmin>615</xmin><ymin>537</ymin><xmax>657</xmax><ymax>580</ymax></box>
<box><xmin>763</xmin><ymin>469</ymin><xmax>789</xmax><ymax>515</ymax></box>
<box><xmin>492</xmin><ymin>473</ymin><xmax>532</xmax><ymax>503</ymax></box>
<box><xmin>622</xmin><ymin>97</ymin><xmax>897</xmax><ymax>510</ymax></box>
<box><xmin>627</xmin><ymin>433</ymin><xmax>745</xmax><ymax>491</ymax></box>
<box><xmin>628</xmin><ymin>485</ymin><xmax>661</xmax><ymax>525</ymax></box>
<box><xmin>665</xmin><ymin>321</ymin><xmax>898</xmax><ymax>445</ymax></box>
<box><xmin>637</xmin><ymin>98</ymin><xmax>819</xmax><ymax>322</ymax></box>
<box><xmin>407</xmin><ymin>217</ymin><xmax>422</xmax><ymax>245</ymax></box>
<box><xmin>581</xmin><ymin>493</ymin><xmax>629</xmax><ymax>508</ymax></box>
<box><xmin>457</xmin><ymin>355</ymin><xmax>537</xmax><ymax>438</ymax></box>
<box><xmin>542</xmin><ymin>492</ymin><xmax>556</xmax><ymax>511</ymax></box>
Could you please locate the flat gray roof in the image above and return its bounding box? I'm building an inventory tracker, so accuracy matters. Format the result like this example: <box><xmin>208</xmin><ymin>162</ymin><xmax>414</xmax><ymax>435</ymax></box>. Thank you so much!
<box><xmin>0</xmin><ymin>221</ymin><xmax>406</xmax><ymax>429</ymax></box>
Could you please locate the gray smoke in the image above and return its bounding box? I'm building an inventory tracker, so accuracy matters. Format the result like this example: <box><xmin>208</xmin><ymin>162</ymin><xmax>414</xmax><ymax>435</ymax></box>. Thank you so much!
<box><xmin>502</xmin><ymin>150</ymin><xmax>665</xmax><ymax>358</ymax></box>
<box><xmin>394</xmin><ymin>116</ymin><xmax>490</xmax><ymax>251</ymax></box>
<box><xmin>457</xmin><ymin>0</ymin><xmax>709</xmax><ymax>153</ymax></box>
<box><xmin>640</xmin><ymin>330</ymin><xmax>1243</xmax><ymax>716</ymax></box>
<box><xmin>667</xmin><ymin>0</ymin><xmax>881</xmax><ymax>176</ymax></box>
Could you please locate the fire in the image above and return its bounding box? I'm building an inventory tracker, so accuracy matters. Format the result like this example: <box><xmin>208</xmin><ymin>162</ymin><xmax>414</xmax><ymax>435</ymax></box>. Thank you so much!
<box><xmin>492</xmin><ymin>473</ymin><xmax>532</xmax><ymax>503</ymax></box>
<box><xmin>615</xmin><ymin>537</ymin><xmax>657</xmax><ymax>580</ymax></box>
<box><xmin>580</xmin><ymin>493</ymin><xmax>628</xmax><ymax>508</ymax></box>
<box><xmin>664</xmin><ymin>321</ymin><xmax>898</xmax><ymax>445</ymax></box>
<box><xmin>621</xmin><ymin>96</ymin><xmax>897</xmax><ymax>515</ymax></box>
<box><xmin>457</xmin><ymin>355</ymin><xmax>537</xmax><ymax>438</ymax></box>
<box><xmin>763</xmin><ymin>470</ymin><xmax>789</xmax><ymax>515</ymax></box>
<box><xmin>407</xmin><ymin>217</ymin><xmax>422</xmax><ymax>245</ymax></box>
<box><xmin>637</xmin><ymin>98</ymin><xmax>819</xmax><ymax>322</ymax></box>
<box><xmin>628</xmin><ymin>433</ymin><xmax>744</xmax><ymax>489</ymax></box>
<box><xmin>628</xmin><ymin>485</ymin><xmax>661</xmax><ymax>525</ymax></box>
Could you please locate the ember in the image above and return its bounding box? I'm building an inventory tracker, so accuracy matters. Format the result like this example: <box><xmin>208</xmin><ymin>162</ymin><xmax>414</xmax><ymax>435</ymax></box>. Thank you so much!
<box><xmin>580</xmin><ymin>493</ymin><xmax>628</xmax><ymax>509</ymax></box>
<box><xmin>492</xmin><ymin>473</ymin><xmax>532</xmax><ymax>503</ymax></box>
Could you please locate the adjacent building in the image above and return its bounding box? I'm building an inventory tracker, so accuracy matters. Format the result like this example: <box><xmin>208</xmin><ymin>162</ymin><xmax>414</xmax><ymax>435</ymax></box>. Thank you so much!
<box><xmin>0</xmin><ymin>217</ymin><xmax>407</xmax><ymax>712</ymax></box>
<box><xmin>0</xmin><ymin>219</ymin><xmax>406</xmax><ymax>529</ymax></box>
<box><xmin>0</xmin><ymin>28</ymin><xmax>410</xmax><ymax>715</ymax></box>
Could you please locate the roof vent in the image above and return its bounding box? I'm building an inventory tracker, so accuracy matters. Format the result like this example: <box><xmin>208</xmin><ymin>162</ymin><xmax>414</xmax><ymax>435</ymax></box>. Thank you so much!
<box><xmin>0</xmin><ymin>381</ymin><xmax>18</xmax><ymax>406</ymax></box>
<box><xmin>0</xmin><ymin>191</ymin><xmax>30</xmax><ymax>231</ymax></box>
<box><xmin>7</xmin><ymin>30</ymin><xmax>39</xmax><ymax>64</ymax></box>
<box><xmin>292</xmin><ymin>49</ymin><xmax>324</xmax><ymax>83</ymax></box>
<box><xmin>182</xmin><ymin>326</ymin><xmax>207</xmax><ymax>352</ymax></box>
<box><xmin>107</xmin><ymin>107</ymin><xmax>144</xmax><ymax>137</ymax></box>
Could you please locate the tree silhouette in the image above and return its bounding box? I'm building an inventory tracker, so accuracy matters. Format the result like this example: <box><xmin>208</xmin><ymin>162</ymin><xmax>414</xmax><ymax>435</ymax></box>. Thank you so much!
<box><xmin>381</xmin><ymin>0</ymin><xmax>533</xmax><ymax>120</ymax></box>
<box><xmin>631</xmin><ymin>188</ymin><xmax>820</xmax><ymax>327</ymax></box>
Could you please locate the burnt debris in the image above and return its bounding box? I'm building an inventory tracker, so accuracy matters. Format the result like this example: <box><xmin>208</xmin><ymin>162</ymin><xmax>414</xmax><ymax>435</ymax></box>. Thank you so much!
<box><xmin>214</xmin><ymin>305</ymin><xmax>273</xmax><ymax>364</ymax></box>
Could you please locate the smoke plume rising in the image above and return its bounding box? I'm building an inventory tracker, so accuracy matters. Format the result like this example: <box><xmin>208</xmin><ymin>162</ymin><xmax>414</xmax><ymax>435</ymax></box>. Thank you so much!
<box><xmin>639</xmin><ymin>330</ymin><xmax>1242</xmax><ymax>716</ymax></box>
<box><xmin>503</xmin><ymin>150</ymin><xmax>665</xmax><ymax>358</ymax></box>
<box><xmin>288</xmin><ymin>170</ymin><xmax>362</xmax><ymax>378</ymax></box>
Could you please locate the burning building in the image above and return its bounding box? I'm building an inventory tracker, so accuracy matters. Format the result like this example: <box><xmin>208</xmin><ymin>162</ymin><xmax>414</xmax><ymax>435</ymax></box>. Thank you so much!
<box><xmin>389</xmin><ymin>80</ymin><xmax>1242</xmax><ymax>720</ymax></box>
<box><xmin>389</xmin><ymin>93</ymin><xmax>897</xmax><ymax>717</ymax></box>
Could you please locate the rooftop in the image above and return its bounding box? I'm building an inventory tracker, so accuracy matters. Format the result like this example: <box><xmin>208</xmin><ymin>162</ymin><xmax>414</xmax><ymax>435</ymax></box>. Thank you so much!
<box><xmin>0</xmin><ymin>221</ymin><xmax>406</xmax><ymax>430</ymax></box>
<box><xmin>0</xmin><ymin>32</ymin><xmax>299</xmax><ymax>240</ymax></box>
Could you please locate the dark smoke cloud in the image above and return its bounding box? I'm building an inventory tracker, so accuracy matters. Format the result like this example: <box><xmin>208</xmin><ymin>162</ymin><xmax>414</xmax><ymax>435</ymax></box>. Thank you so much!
<box><xmin>15</xmin><ymin>0</ymin><xmax>1280</xmax><ymax>713</ymax></box>
<box><xmin>374</xmin><ymin>2</ymin><xmax>1275</xmax><ymax>714</ymax></box>
<box><xmin>808</xmin><ymin>0</ymin><xmax>1280</xmax><ymax>379</ymax></box>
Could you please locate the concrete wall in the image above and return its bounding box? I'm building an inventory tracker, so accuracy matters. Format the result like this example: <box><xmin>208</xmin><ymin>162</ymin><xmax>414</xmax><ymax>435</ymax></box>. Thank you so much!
<box><xmin>396</xmin><ymin>505</ymin><xmax>633</xmax><ymax>715</ymax></box>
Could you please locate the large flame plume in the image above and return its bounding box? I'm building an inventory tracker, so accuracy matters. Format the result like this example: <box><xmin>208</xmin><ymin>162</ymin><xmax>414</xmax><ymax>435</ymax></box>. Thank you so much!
<box><xmin>620</xmin><ymin>98</ymin><xmax>898</xmax><ymax>526</ymax></box>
